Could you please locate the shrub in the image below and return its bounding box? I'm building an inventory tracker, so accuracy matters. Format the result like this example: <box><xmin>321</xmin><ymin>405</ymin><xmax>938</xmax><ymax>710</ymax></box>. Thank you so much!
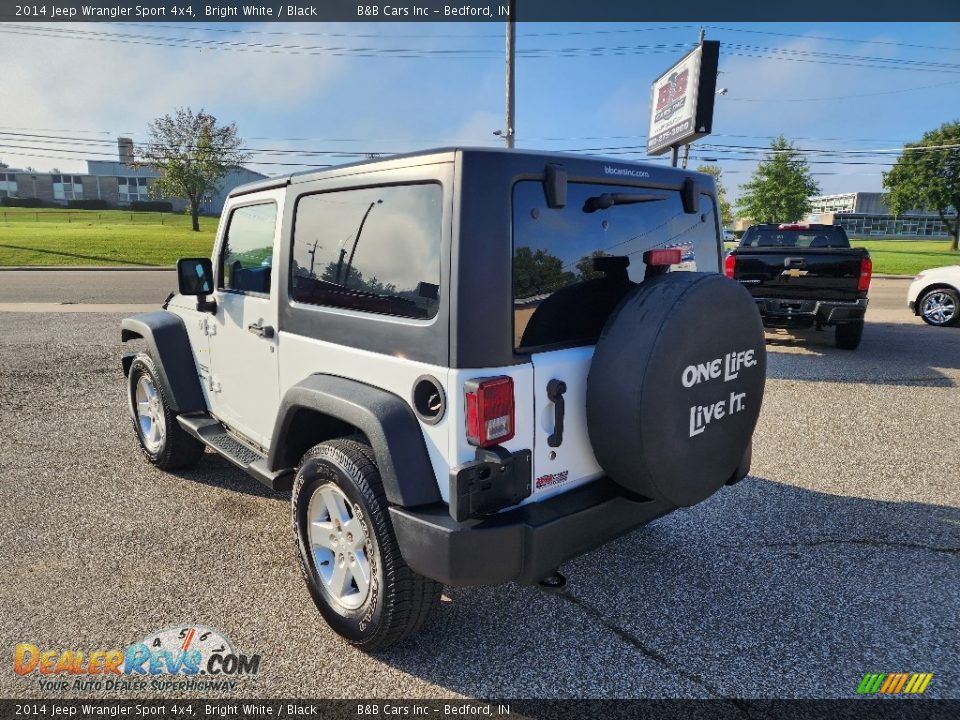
<box><xmin>130</xmin><ymin>200</ymin><xmax>173</xmax><ymax>212</ymax></box>
<box><xmin>1</xmin><ymin>197</ymin><xmax>44</xmax><ymax>208</ymax></box>
<box><xmin>67</xmin><ymin>199</ymin><xmax>109</xmax><ymax>210</ymax></box>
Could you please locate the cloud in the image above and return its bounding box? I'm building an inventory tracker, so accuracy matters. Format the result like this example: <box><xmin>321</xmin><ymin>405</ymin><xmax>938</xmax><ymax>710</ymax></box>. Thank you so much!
<box><xmin>1</xmin><ymin>22</ymin><xmax>346</xmax><ymax>171</ymax></box>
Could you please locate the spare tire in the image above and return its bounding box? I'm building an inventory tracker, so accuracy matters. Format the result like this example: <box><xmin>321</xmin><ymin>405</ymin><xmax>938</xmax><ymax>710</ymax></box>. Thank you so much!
<box><xmin>586</xmin><ymin>272</ymin><xmax>765</xmax><ymax>507</ymax></box>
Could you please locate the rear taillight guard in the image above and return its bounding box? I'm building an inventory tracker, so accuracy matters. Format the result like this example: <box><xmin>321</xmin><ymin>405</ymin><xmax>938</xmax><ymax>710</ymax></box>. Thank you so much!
<box><xmin>464</xmin><ymin>376</ymin><xmax>515</xmax><ymax>448</ymax></box>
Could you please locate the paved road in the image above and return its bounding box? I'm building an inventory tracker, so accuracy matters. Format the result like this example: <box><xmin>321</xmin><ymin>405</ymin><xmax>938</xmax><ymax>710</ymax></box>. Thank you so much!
<box><xmin>0</xmin><ymin>269</ymin><xmax>175</xmax><ymax>305</ymax></box>
<box><xmin>0</xmin><ymin>285</ymin><xmax>957</xmax><ymax>700</ymax></box>
<box><xmin>0</xmin><ymin>268</ymin><xmax>915</xmax><ymax>313</ymax></box>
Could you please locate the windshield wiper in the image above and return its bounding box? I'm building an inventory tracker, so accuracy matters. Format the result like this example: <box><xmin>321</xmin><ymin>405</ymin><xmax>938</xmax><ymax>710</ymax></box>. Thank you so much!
<box><xmin>583</xmin><ymin>193</ymin><xmax>668</xmax><ymax>213</ymax></box>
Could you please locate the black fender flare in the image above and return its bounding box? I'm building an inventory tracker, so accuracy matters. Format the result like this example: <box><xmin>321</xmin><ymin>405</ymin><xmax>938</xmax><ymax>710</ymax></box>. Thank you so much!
<box><xmin>121</xmin><ymin>311</ymin><xmax>207</xmax><ymax>414</ymax></box>
<box><xmin>269</xmin><ymin>374</ymin><xmax>442</xmax><ymax>508</ymax></box>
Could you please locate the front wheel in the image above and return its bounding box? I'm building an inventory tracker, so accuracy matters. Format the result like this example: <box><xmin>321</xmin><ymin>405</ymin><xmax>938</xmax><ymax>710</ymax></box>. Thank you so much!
<box><xmin>127</xmin><ymin>353</ymin><xmax>205</xmax><ymax>469</ymax></box>
<box><xmin>292</xmin><ymin>439</ymin><xmax>441</xmax><ymax>651</ymax></box>
<box><xmin>918</xmin><ymin>288</ymin><xmax>959</xmax><ymax>327</ymax></box>
<box><xmin>835</xmin><ymin>320</ymin><xmax>864</xmax><ymax>350</ymax></box>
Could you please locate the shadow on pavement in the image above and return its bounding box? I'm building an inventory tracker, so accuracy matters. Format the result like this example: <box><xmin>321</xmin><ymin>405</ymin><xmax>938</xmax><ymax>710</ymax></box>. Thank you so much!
<box><xmin>374</xmin><ymin>477</ymin><xmax>960</xmax><ymax>699</ymax></box>
<box><xmin>765</xmin><ymin>320</ymin><xmax>960</xmax><ymax>386</ymax></box>
<box><xmin>171</xmin><ymin>451</ymin><xmax>288</xmax><ymax>501</ymax></box>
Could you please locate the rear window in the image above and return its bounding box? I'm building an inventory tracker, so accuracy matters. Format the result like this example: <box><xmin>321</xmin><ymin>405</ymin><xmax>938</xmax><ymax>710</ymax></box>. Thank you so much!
<box><xmin>512</xmin><ymin>180</ymin><xmax>721</xmax><ymax>353</ymax></box>
<box><xmin>741</xmin><ymin>226</ymin><xmax>850</xmax><ymax>248</ymax></box>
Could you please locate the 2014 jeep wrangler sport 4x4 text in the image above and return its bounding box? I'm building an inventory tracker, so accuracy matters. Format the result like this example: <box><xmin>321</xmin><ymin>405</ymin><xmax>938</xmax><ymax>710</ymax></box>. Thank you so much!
<box><xmin>121</xmin><ymin>148</ymin><xmax>766</xmax><ymax>650</ymax></box>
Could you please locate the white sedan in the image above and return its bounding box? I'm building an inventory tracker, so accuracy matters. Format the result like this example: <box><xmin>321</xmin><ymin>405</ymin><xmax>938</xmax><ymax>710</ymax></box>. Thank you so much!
<box><xmin>908</xmin><ymin>265</ymin><xmax>960</xmax><ymax>327</ymax></box>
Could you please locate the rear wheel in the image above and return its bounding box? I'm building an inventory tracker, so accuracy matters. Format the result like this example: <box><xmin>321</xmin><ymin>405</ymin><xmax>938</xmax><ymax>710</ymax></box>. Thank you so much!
<box><xmin>918</xmin><ymin>288</ymin><xmax>959</xmax><ymax>327</ymax></box>
<box><xmin>292</xmin><ymin>439</ymin><xmax>441</xmax><ymax>651</ymax></box>
<box><xmin>127</xmin><ymin>354</ymin><xmax>205</xmax><ymax>470</ymax></box>
<box><xmin>835</xmin><ymin>320</ymin><xmax>864</xmax><ymax>350</ymax></box>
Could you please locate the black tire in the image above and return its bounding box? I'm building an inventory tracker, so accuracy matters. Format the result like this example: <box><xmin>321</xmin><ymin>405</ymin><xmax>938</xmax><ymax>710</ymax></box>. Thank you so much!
<box><xmin>918</xmin><ymin>287</ymin><xmax>960</xmax><ymax>327</ymax></box>
<box><xmin>292</xmin><ymin>439</ymin><xmax>441</xmax><ymax>651</ymax></box>
<box><xmin>835</xmin><ymin>320</ymin><xmax>864</xmax><ymax>350</ymax></box>
<box><xmin>127</xmin><ymin>353</ymin><xmax>205</xmax><ymax>470</ymax></box>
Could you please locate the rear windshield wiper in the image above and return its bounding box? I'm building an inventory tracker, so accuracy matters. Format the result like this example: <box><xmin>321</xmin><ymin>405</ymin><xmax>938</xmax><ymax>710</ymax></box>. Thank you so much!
<box><xmin>583</xmin><ymin>193</ymin><xmax>668</xmax><ymax>213</ymax></box>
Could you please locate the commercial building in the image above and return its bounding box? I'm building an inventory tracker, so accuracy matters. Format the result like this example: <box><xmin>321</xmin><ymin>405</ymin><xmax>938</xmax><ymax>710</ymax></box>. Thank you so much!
<box><xmin>0</xmin><ymin>137</ymin><xmax>267</xmax><ymax>215</ymax></box>
<box><xmin>806</xmin><ymin>192</ymin><xmax>954</xmax><ymax>239</ymax></box>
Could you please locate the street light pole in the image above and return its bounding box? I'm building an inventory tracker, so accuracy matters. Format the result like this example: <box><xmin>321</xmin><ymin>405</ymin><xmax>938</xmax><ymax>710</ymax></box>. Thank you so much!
<box><xmin>342</xmin><ymin>199</ymin><xmax>382</xmax><ymax>285</ymax></box>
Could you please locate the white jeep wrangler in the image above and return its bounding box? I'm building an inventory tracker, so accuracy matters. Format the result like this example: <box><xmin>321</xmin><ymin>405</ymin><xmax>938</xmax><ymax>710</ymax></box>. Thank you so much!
<box><xmin>121</xmin><ymin>148</ymin><xmax>765</xmax><ymax>650</ymax></box>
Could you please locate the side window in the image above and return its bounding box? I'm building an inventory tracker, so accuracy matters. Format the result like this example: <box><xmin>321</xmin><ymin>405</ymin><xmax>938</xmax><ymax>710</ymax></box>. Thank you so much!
<box><xmin>290</xmin><ymin>183</ymin><xmax>442</xmax><ymax>320</ymax></box>
<box><xmin>219</xmin><ymin>202</ymin><xmax>278</xmax><ymax>296</ymax></box>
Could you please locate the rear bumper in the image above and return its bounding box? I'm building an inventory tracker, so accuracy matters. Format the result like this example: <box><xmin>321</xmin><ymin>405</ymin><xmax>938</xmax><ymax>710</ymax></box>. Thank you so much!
<box><xmin>754</xmin><ymin>297</ymin><xmax>867</xmax><ymax>328</ymax></box>
<box><xmin>390</xmin><ymin>478</ymin><xmax>676</xmax><ymax>586</ymax></box>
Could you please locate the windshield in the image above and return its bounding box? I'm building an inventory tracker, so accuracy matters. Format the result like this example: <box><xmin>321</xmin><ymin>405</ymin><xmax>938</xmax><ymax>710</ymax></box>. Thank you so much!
<box><xmin>512</xmin><ymin>180</ymin><xmax>721</xmax><ymax>353</ymax></box>
<box><xmin>740</xmin><ymin>226</ymin><xmax>850</xmax><ymax>249</ymax></box>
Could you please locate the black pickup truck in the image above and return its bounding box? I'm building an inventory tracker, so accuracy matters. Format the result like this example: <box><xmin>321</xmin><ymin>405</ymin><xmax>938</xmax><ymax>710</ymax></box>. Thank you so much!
<box><xmin>724</xmin><ymin>223</ymin><xmax>872</xmax><ymax>350</ymax></box>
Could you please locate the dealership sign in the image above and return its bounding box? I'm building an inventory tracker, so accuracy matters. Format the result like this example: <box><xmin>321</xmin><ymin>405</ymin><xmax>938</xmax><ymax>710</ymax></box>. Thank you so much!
<box><xmin>647</xmin><ymin>40</ymin><xmax>720</xmax><ymax>156</ymax></box>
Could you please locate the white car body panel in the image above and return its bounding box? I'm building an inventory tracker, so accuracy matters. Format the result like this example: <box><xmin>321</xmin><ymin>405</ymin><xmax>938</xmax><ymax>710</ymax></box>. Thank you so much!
<box><xmin>908</xmin><ymin>265</ymin><xmax>960</xmax><ymax>306</ymax></box>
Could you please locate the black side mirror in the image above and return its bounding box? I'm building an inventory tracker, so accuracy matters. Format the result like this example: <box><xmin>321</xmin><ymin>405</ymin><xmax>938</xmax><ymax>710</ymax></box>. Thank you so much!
<box><xmin>177</xmin><ymin>258</ymin><xmax>217</xmax><ymax>313</ymax></box>
<box><xmin>177</xmin><ymin>257</ymin><xmax>213</xmax><ymax>295</ymax></box>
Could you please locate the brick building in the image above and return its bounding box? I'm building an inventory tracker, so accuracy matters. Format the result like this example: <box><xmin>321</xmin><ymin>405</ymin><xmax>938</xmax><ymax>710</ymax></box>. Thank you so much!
<box><xmin>0</xmin><ymin>137</ymin><xmax>266</xmax><ymax>215</ymax></box>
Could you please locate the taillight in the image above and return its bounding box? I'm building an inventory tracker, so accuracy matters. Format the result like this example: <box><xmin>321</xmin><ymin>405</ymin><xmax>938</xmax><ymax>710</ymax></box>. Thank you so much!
<box><xmin>724</xmin><ymin>253</ymin><xmax>736</xmax><ymax>279</ymax></box>
<box><xmin>858</xmin><ymin>256</ymin><xmax>872</xmax><ymax>292</ymax></box>
<box><xmin>643</xmin><ymin>248</ymin><xmax>682</xmax><ymax>267</ymax></box>
<box><xmin>465</xmin><ymin>376</ymin><xmax>515</xmax><ymax>448</ymax></box>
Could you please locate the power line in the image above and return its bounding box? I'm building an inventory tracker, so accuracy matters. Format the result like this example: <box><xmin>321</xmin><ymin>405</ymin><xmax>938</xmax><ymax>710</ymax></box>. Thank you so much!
<box><xmin>706</xmin><ymin>25</ymin><xmax>960</xmax><ymax>54</ymax></box>
<box><xmin>121</xmin><ymin>21</ymin><xmax>960</xmax><ymax>56</ymax></box>
<box><xmin>3</xmin><ymin>25</ymin><xmax>960</xmax><ymax>75</ymax></box>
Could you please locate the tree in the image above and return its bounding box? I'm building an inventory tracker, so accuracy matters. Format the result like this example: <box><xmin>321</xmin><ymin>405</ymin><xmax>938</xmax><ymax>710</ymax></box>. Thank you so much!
<box><xmin>140</xmin><ymin>108</ymin><xmax>249</xmax><ymax>231</ymax></box>
<box><xmin>513</xmin><ymin>247</ymin><xmax>575</xmax><ymax>298</ymax></box>
<box><xmin>695</xmin><ymin>165</ymin><xmax>733</xmax><ymax>227</ymax></box>
<box><xmin>0</xmin><ymin>159</ymin><xmax>7</xmax><ymax>169</ymax></box>
<box><xmin>736</xmin><ymin>136</ymin><xmax>819</xmax><ymax>223</ymax></box>
<box><xmin>883</xmin><ymin>121</ymin><xmax>960</xmax><ymax>251</ymax></box>
<box><xmin>575</xmin><ymin>250</ymin><xmax>609</xmax><ymax>282</ymax></box>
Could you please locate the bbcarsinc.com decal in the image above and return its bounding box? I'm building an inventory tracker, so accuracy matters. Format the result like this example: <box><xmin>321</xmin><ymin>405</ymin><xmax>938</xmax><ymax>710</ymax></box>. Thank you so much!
<box><xmin>13</xmin><ymin>625</ymin><xmax>260</xmax><ymax>693</ymax></box>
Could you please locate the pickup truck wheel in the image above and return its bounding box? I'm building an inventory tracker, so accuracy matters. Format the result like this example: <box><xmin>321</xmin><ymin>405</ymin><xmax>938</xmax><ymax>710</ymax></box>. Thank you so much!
<box><xmin>918</xmin><ymin>288</ymin><xmax>959</xmax><ymax>327</ymax></box>
<box><xmin>834</xmin><ymin>320</ymin><xmax>864</xmax><ymax>350</ymax></box>
<box><xmin>127</xmin><ymin>354</ymin><xmax>205</xmax><ymax>470</ymax></box>
<box><xmin>292</xmin><ymin>439</ymin><xmax>441</xmax><ymax>651</ymax></box>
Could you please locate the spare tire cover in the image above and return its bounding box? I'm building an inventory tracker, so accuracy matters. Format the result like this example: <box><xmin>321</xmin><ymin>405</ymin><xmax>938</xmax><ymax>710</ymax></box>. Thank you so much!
<box><xmin>586</xmin><ymin>272</ymin><xmax>765</xmax><ymax>507</ymax></box>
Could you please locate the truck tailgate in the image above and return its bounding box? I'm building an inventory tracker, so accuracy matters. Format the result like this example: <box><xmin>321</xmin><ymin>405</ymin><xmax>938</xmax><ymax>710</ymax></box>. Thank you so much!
<box><xmin>733</xmin><ymin>248</ymin><xmax>868</xmax><ymax>301</ymax></box>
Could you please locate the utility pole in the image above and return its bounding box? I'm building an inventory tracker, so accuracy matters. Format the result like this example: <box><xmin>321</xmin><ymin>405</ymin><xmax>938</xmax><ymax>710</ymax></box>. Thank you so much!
<box><xmin>504</xmin><ymin>0</ymin><xmax>516</xmax><ymax>148</ymax></box>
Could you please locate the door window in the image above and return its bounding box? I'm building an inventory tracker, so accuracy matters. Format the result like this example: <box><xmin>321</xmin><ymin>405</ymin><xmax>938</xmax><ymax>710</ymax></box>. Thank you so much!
<box><xmin>219</xmin><ymin>202</ymin><xmax>278</xmax><ymax>296</ymax></box>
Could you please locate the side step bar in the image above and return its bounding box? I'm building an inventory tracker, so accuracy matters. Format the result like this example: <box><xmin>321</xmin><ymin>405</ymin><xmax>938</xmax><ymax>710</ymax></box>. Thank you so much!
<box><xmin>176</xmin><ymin>414</ymin><xmax>293</xmax><ymax>491</ymax></box>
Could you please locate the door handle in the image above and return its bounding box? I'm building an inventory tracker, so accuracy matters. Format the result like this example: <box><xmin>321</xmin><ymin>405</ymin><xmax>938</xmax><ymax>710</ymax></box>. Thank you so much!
<box><xmin>247</xmin><ymin>321</ymin><xmax>275</xmax><ymax>339</ymax></box>
<box><xmin>547</xmin><ymin>379</ymin><xmax>567</xmax><ymax>448</ymax></box>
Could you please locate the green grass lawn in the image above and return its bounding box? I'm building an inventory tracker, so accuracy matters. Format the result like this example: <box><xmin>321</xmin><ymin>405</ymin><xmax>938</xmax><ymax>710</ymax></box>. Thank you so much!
<box><xmin>850</xmin><ymin>239</ymin><xmax>959</xmax><ymax>276</ymax></box>
<box><xmin>0</xmin><ymin>208</ymin><xmax>216</xmax><ymax>266</ymax></box>
<box><xmin>1</xmin><ymin>207</ymin><xmax>958</xmax><ymax>273</ymax></box>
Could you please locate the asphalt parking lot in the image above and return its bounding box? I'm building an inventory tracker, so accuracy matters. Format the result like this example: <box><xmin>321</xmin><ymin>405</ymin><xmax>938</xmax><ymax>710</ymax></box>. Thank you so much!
<box><xmin>0</xmin><ymin>276</ymin><xmax>958</xmax><ymax>700</ymax></box>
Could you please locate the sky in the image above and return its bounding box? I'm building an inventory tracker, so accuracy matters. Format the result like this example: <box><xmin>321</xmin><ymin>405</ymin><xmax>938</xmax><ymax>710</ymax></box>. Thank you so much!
<box><xmin>2</xmin><ymin>20</ymin><xmax>959</xmax><ymax>203</ymax></box>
